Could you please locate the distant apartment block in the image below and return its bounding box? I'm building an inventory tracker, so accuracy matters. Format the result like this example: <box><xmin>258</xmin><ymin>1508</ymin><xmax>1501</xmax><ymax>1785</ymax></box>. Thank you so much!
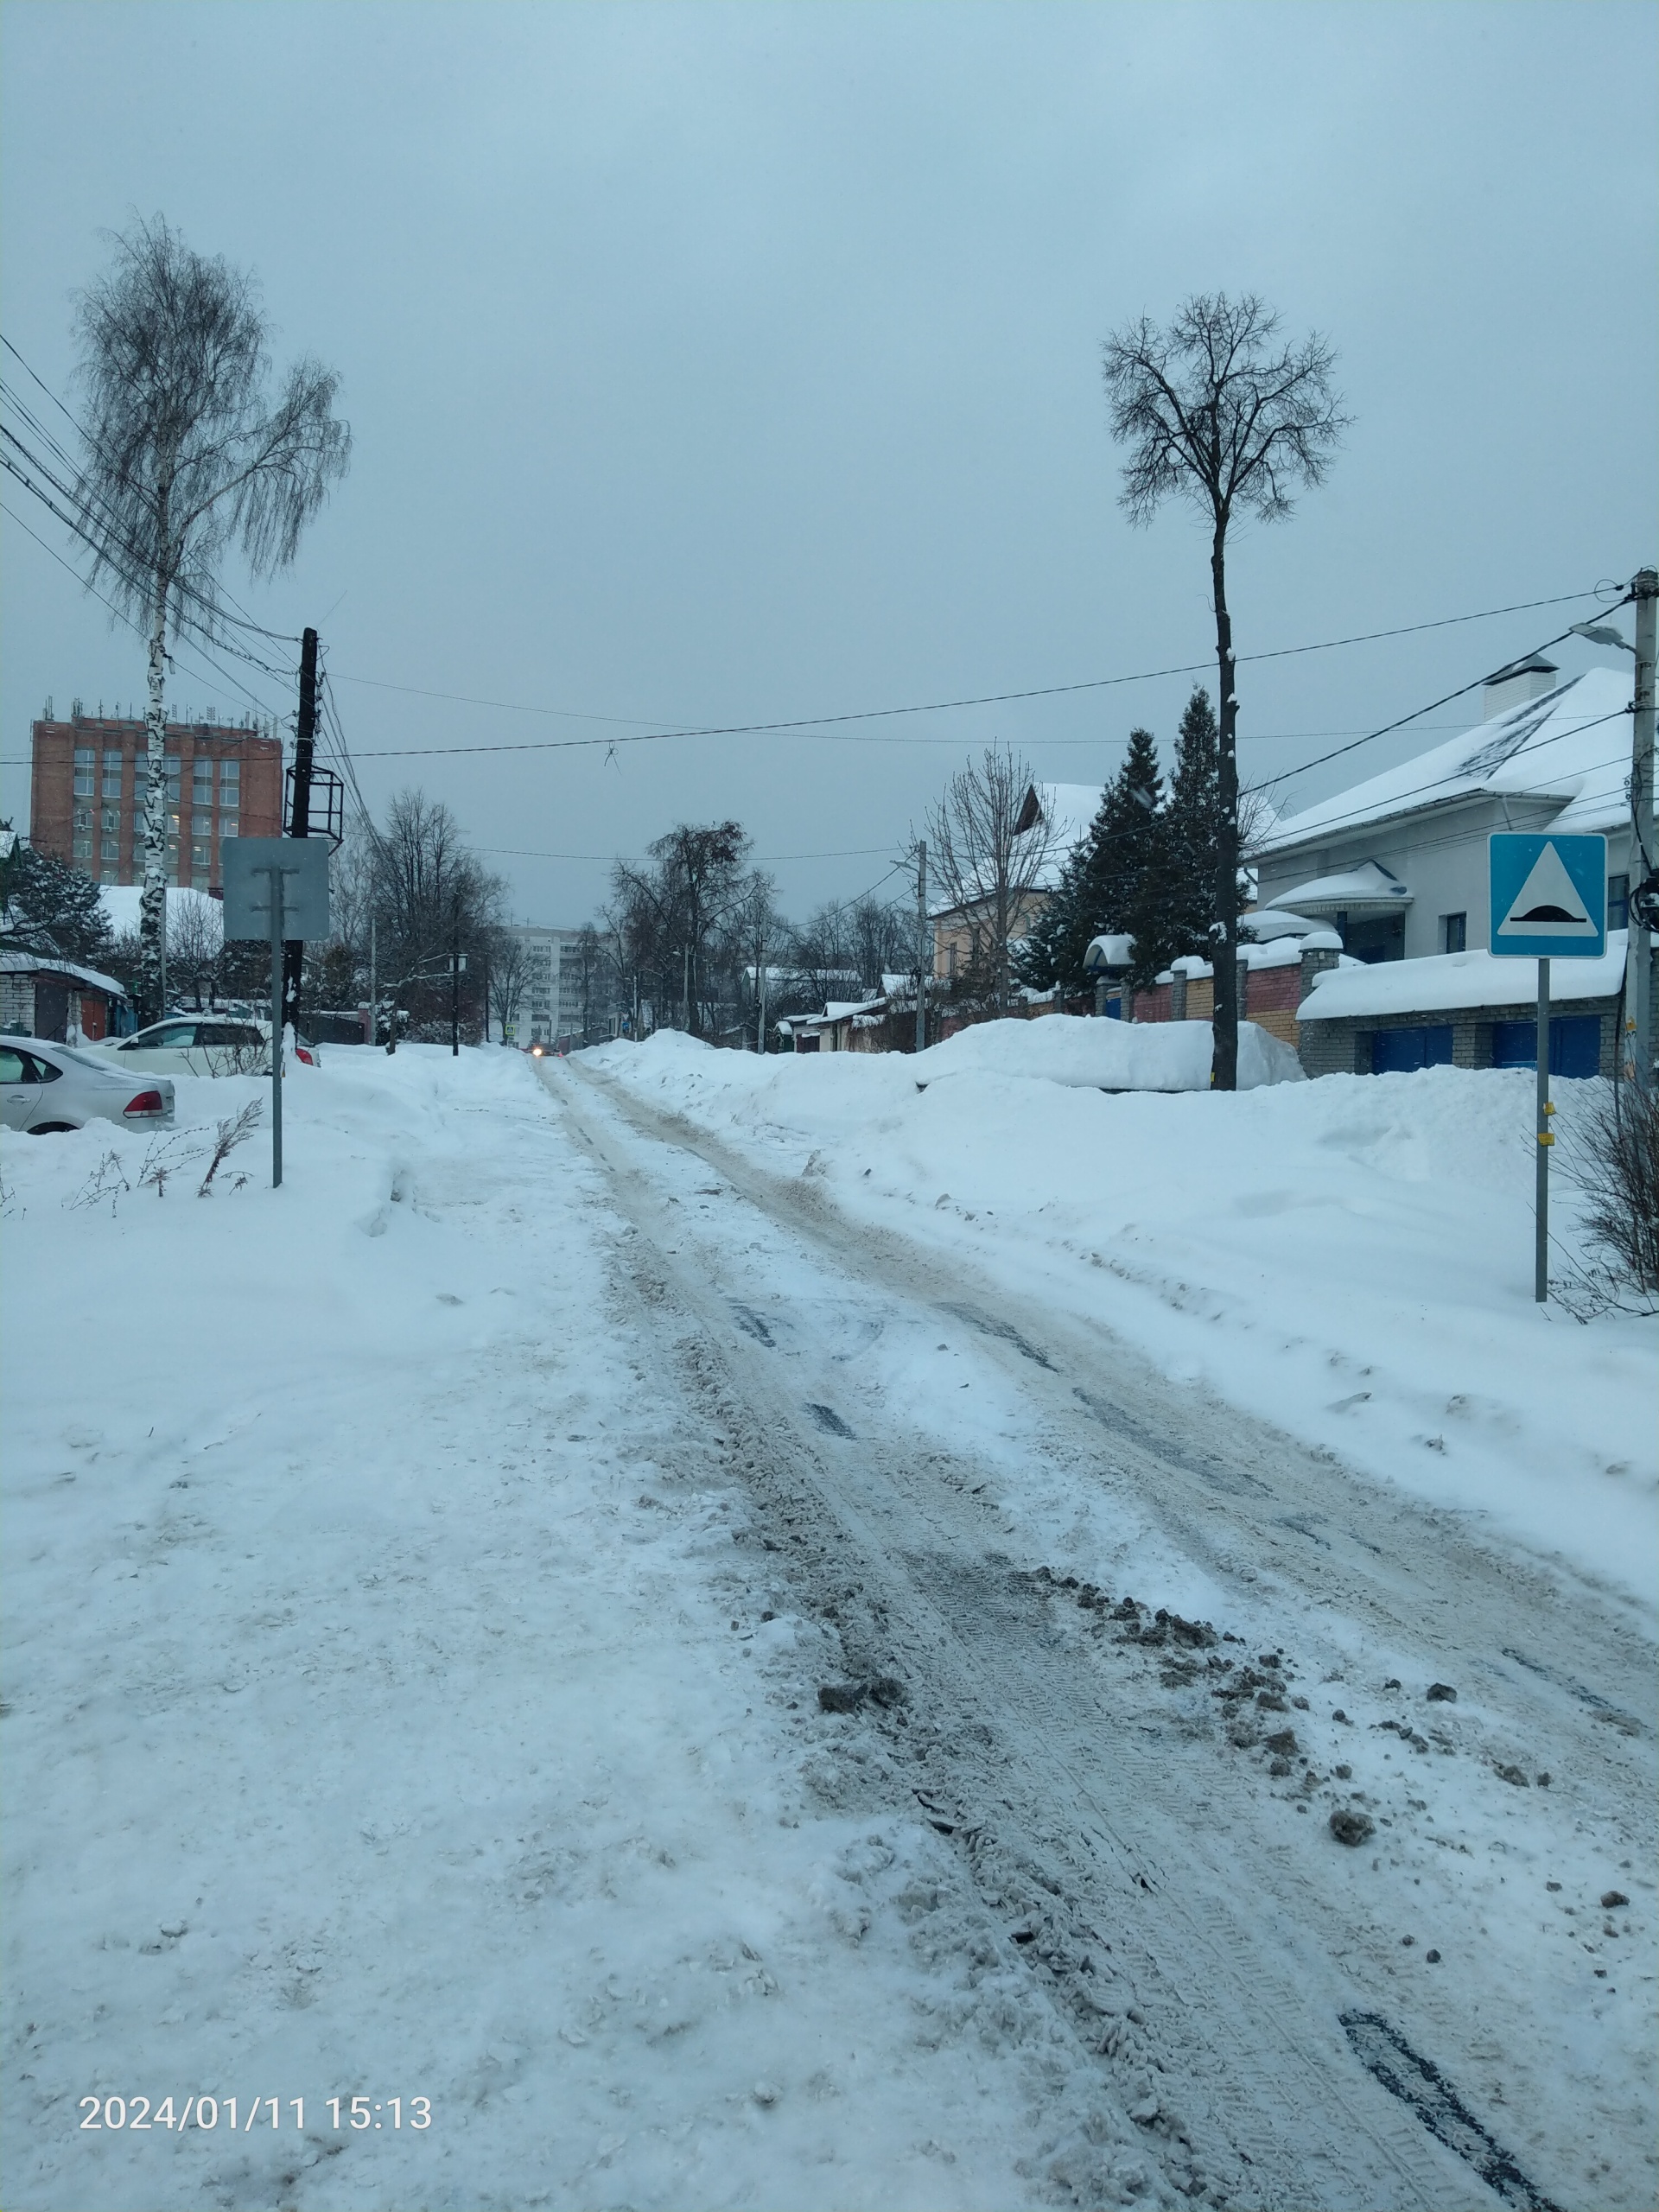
<box><xmin>503</xmin><ymin>925</ymin><xmax>609</xmax><ymax>1047</ymax></box>
<box><xmin>29</xmin><ymin>702</ymin><xmax>283</xmax><ymax>893</ymax></box>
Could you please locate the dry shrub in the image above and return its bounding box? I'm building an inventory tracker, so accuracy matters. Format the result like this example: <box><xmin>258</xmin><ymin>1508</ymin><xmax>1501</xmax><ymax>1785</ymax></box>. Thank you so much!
<box><xmin>1562</xmin><ymin>1083</ymin><xmax>1659</xmax><ymax>1311</ymax></box>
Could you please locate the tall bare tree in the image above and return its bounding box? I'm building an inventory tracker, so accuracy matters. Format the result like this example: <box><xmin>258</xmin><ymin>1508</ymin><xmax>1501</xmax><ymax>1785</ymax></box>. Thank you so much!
<box><xmin>72</xmin><ymin>216</ymin><xmax>350</xmax><ymax>1019</ymax></box>
<box><xmin>610</xmin><ymin>821</ymin><xmax>749</xmax><ymax>1036</ymax></box>
<box><xmin>927</xmin><ymin>747</ymin><xmax>1061</xmax><ymax>1014</ymax></box>
<box><xmin>1103</xmin><ymin>294</ymin><xmax>1346</xmax><ymax>1087</ymax></box>
<box><xmin>367</xmin><ymin>791</ymin><xmax>505</xmax><ymax>1043</ymax></box>
<box><xmin>486</xmin><ymin>931</ymin><xmax>529</xmax><ymax>1043</ymax></box>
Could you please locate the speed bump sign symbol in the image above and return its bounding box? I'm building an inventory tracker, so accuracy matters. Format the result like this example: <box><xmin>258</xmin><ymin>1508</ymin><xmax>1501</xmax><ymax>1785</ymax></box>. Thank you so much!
<box><xmin>1489</xmin><ymin>833</ymin><xmax>1606</xmax><ymax>960</ymax></box>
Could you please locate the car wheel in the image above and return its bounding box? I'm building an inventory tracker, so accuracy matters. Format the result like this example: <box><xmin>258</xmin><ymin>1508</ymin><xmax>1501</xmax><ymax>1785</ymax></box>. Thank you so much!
<box><xmin>26</xmin><ymin>1122</ymin><xmax>79</xmax><ymax>1135</ymax></box>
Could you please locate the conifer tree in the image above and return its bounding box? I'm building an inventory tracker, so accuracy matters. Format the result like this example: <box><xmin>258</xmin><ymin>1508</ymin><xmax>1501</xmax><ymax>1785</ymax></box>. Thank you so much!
<box><xmin>1166</xmin><ymin>686</ymin><xmax>1221</xmax><ymax>959</ymax></box>
<box><xmin>1100</xmin><ymin>727</ymin><xmax>1172</xmax><ymax>988</ymax></box>
<box><xmin>0</xmin><ymin>835</ymin><xmax>116</xmax><ymax>966</ymax></box>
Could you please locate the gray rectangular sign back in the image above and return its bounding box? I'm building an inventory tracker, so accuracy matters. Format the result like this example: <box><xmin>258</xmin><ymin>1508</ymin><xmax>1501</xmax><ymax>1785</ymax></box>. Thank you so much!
<box><xmin>221</xmin><ymin>836</ymin><xmax>333</xmax><ymax>942</ymax></box>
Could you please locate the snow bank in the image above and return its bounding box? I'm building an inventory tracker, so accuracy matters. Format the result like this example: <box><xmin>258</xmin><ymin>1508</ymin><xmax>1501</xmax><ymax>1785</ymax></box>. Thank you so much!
<box><xmin>591</xmin><ymin>1042</ymin><xmax>1656</xmax><ymax>1610</ymax></box>
<box><xmin>914</xmin><ymin>1014</ymin><xmax>1302</xmax><ymax>1090</ymax></box>
<box><xmin>0</xmin><ymin>1047</ymin><xmax>1098</xmax><ymax>2209</ymax></box>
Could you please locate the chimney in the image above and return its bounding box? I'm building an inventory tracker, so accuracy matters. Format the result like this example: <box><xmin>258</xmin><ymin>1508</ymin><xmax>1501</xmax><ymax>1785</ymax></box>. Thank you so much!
<box><xmin>1482</xmin><ymin>654</ymin><xmax>1560</xmax><ymax>719</ymax></box>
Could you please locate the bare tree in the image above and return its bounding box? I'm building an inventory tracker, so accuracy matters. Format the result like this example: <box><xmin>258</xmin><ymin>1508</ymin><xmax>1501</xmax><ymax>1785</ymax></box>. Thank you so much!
<box><xmin>487</xmin><ymin>930</ymin><xmax>529</xmax><ymax>1043</ymax></box>
<box><xmin>848</xmin><ymin>893</ymin><xmax>911</xmax><ymax>994</ymax></box>
<box><xmin>1103</xmin><ymin>293</ymin><xmax>1347</xmax><ymax>1087</ymax></box>
<box><xmin>715</xmin><ymin>872</ymin><xmax>780</xmax><ymax>1050</ymax></box>
<box><xmin>367</xmin><ymin>791</ymin><xmax>505</xmax><ymax>1043</ymax></box>
<box><xmin>927</xmin><ymin>747</ymin><xmax>1061</xmax><ymax>1014</ymax></box>
<box><xmin>610</xmin><ymin>821</ymin><xmax>749</xmax><ymax>1036</ymax></box>
<box><xmin>167</xmin><ymin>890</ymin><xmax>222</xmax><ymax>1008</ymax></box>
<box><xmin>72</xmin><ymin>216</ymin><xmax>350</xmax><ymax>1020</ymax></box>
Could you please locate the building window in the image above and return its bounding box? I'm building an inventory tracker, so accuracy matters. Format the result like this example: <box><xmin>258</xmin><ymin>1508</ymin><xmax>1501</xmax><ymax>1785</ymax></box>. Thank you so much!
<box><xmin>103</xmin><ymin>750</ymin><xmax>124</xmax><ymax>797</ymax></box>
<box><xmin>73</xmin><ymin>747</ymin><xmax>95</xmax><ymax>797</ymax></box>
<box><xmin>101</xmin><ymin>836</ymin><xmax>120</xmax><ymax>865</ymax></box>
<box><xmin>1608</xmin><ymin>874</ymin><xmax>1630</xmax><ymax>931</ymax></box>
<box><xmin>1440</xmin><ymin>912</ymin><xmax>1466</xmax><ymax>954</ymax></box>
<box><xmin>193</xmin><ymin>760</ymin><xmax>213</xmax><ymax>811</ymax></box>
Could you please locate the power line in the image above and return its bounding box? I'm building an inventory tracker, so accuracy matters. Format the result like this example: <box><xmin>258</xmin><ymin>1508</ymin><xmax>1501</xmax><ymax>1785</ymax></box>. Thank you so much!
<box><xmin>0</xmin><ymin>433</ymin><xmax>297</xmax><ymax>683</ymax></box>
<box><xmin>0</xmin><ymin>332</ymin><xmax>302</xmax><ymax>645</ymax></box>
<box><xmin>474</xmin><ymin>842</ymin><xmax>900</xmax><ymax>865</ymax></box>
<box><xmin>328</xmin><ymin>587</ymin><xmax>1610</xmax><ymax>760</ymax></box>
<box><xmin>0</xmin><ymin>493</ymin><xmax>290</xmax><ymax>729</ymax></box>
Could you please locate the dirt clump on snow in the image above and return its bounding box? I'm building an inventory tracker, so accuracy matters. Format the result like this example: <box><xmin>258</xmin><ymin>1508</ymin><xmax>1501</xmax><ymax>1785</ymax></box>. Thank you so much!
<box><xmin>1329</xmin><ymin>1808</ymin><xmax>1376</xmax><ymax>1847</ymax></box>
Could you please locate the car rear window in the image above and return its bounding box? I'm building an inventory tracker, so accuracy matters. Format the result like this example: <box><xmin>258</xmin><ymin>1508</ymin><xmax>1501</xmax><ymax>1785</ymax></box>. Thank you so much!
<box><xmin>124</xmin><ymin>1022</ymin><xmax>195</xmax><ymax>1048</ymax></box>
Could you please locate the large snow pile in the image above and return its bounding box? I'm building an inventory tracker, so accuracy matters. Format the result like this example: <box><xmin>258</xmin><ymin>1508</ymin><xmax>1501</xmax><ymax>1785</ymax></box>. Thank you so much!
<box><xmin>1</xmin><ymin>1048</ymin><xmax>1116</xmax><ymax>2210</ymax></box>
<box><xmin>915</xmin><ymin>1014</ymin><xmax>1301</xmax><ymax>1090</ymax></box>
<box><xmin>590</xmin><ymin>1037</ymin><xmax>1656</xmax><ymax>1609</ymax></box>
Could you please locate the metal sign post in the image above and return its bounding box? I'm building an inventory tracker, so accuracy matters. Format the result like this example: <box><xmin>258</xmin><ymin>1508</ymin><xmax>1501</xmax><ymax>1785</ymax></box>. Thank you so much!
<box><xmin>222</xmin><ymin>837</ymin><xmax>333</xmax><ymax>1189</ymax></box>
<box><xmin>1535</xmin><ymin>956</ymin><xmax>1550</xmax><ymax>1303</ymax></box>
<box><xmin>1489</xmin><ymin>832</ymin><xmax>1607</xmax><ymax>1303</ymax></box>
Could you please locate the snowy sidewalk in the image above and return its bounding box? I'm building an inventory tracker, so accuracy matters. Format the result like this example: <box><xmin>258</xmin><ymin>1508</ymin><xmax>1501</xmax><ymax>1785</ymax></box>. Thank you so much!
<box><xmin>1</xmin><ymin>1049</ymin><xmax>1114</xmax><ymax>2212</ymax></box>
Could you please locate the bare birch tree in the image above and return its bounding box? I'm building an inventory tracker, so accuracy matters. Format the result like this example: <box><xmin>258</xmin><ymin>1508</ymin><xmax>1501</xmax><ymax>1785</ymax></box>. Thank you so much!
<box><xmin>72</xmin><ymin>216</ymin><xmax>350</xmax><ymax>1020</ymax></box>
<box><xmin>926</xmin><ymin>747</ymin><xmax>1061</xmax><ymax>1014</ymax></box>
<box><xmin>1103</xmin><ymin>294</ymin><xmax>1346</xmax><ymax>1087</ymax></box>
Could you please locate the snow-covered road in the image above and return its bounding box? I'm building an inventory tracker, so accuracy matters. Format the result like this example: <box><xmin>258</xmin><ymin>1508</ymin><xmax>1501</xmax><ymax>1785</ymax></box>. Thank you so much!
<box><xmin>551</xmin><ymin>1046</ymin><xmax>1656</xmax><ymax>2212</ymax></box>
<box><xmin>3</xmin><ymin>1041</ymin><xmax>1654</xmax><ymax>2212</ymax></box>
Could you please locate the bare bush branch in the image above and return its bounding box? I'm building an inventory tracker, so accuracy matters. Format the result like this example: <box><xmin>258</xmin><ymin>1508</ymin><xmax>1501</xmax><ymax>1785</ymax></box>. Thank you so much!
<box><xmin>198</xmin><ymin>1099</ymin><xmax>263</xmax><ymax>1197</ymax></box>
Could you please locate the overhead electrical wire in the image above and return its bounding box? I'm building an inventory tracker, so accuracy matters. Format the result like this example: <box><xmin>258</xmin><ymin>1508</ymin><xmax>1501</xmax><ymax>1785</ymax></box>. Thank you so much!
<box><xmin>0</xmin><ymin>493</ymin><xmax>291</xmax><ymax>732</ymax></box>
<box><xmin>0</xmin><ymin>332</ymin><xmax>302</xmax><ymax>645</ymax></box>
<box><xmin>328</xmin><ymin>586</ymin><xmax>1612</xmax><ymax>763</ymax></box>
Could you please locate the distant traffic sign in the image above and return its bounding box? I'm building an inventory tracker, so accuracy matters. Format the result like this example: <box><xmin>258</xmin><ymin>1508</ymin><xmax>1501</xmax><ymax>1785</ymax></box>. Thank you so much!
<box><xmin>1489</xmin><ymin>833</ymin><xmax>1606</xmax><ymax>960</ymax></box>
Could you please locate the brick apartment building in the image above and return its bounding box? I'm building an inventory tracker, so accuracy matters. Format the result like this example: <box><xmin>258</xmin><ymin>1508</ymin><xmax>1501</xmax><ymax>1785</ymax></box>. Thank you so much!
<box><xmin>29</xmin><ymin>704</ymin><xmax>283</xmax><ymax>893</ymax></box>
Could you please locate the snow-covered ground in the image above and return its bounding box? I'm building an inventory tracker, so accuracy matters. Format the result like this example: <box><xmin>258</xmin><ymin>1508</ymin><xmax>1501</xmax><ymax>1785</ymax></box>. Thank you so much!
<box><xmin>4</xmin><ymin>1033</ymin><xmax>1655</xmax><ymax>2211</ymax></box>
<box><xmin>2</xmin><ymin>1049</ymin><xmax>1147</xmax><ymax>2210</ymax></box>
<box><xmin>589</xmin><ymin>1020</ymin><xmax>1656</xmax><ymax>1611</ymax></box>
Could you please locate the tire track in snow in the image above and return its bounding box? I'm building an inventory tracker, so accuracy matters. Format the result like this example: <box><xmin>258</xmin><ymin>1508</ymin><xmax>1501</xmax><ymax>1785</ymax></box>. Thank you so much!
<box><xmin>547</xmin><ymin>1061</ymin><xmax>1514</xmax><ymax>2209</ymax></box>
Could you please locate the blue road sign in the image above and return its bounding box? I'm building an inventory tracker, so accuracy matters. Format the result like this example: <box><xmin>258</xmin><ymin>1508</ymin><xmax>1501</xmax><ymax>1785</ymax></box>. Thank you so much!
<box><xmin>1488</xmin><ymin>832</ymin><xmax>1607</xmax><ymax>960</ymax></box>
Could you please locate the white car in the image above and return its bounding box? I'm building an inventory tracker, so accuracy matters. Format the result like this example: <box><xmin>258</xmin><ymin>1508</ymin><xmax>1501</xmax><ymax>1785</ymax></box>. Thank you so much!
<box><xmin>99</xmin><ymin>1017</ymin><xmax>320</xmax><ymax>1078</ymax></box>
<box><xmin>0</xmin><ymin>1037</ymin><xmax>175</xmax><ymax>1134</ymax></box>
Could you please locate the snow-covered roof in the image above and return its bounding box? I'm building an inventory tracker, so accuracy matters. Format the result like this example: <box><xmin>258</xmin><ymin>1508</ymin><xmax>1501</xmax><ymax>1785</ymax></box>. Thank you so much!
<box><xmin>1261</xmin><ymin>667</ymin><xmax>1635</xmax><ymax>854</ymax></box>
<box><xmin>98</xmin><ymin>884</ymin><xmax>225</xmax><ymax>938</ymax></box>
<box><xmin>0</xmin><ymin>949</ymin><xmax>129</xmax><ymax>995</ymax></box>
<box><xmin>1299</xmin><ymin>933</ymin><xmax>1626</xmax><ymax>1020</ymax></box>
<box><xmin>1238</xmin><ymin>909</ymin><xmax>1321</xmax><ymax>941</ymax></box>
<box><xmin>1270</xmin><ymin>861</ymin><xmax>1412</xmax><ymax>915</ymax></box>
<box><xmin>790</xmin><ymin>995</ymin><xmax>890</xmax><ymax>1032</ymax></box>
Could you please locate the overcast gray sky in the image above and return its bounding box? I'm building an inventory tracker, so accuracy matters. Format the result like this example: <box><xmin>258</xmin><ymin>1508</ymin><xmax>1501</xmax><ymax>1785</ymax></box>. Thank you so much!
<box><xmin>3</xmin><ymin>0</ymin><xmax>1655</xmax><ymax>925</ymax></box>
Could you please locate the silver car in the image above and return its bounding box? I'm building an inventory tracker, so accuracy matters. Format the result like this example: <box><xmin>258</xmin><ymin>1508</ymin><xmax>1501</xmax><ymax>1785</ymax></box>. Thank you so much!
<box><xmin>99</xmin><ymin>1015</ymin><xmax>274</xmax><ymax>1077</ymax></box>
<box><xmin>0</xmin><ymin>1037</ymin><xmax>175</xmax><ymax>1134</ymax></box>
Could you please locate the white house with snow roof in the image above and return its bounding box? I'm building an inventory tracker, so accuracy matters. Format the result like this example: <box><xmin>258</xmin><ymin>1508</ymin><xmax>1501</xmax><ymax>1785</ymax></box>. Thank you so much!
<box><xmin>1252</xmin><ymin>658</ymin><xmax>1640</xmax><ymax>1078</ymax></box>
<box><xmin>1255</xmin><ymin>658</ymin><xmax>1634</xmax><ymax>962</ymax></box>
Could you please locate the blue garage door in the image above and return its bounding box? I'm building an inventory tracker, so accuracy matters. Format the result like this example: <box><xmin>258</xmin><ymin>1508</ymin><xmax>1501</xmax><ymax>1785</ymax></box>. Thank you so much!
<box><xmin>1491</xmin><ymin>1014</ymin><xmax>1601</xmax><ymax>1078</ymax></box>
<box><xmin>1371</xmin><ymin>1025</ymin><xmax>1454</xmax><ymax>1074</ymax></box>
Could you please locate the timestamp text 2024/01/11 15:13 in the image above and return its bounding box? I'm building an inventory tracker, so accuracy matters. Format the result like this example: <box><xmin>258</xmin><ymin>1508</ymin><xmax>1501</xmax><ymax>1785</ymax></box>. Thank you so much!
<box><xmin>78</xmin><ymin>2095</ymin><xmax>433</xmax><ymax>2133</ymax></box>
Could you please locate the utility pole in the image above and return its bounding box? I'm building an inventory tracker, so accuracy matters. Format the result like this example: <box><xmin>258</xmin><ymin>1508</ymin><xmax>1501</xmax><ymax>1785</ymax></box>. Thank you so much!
<box><xmin>755</xmin><ymin>924</ymin><xmax>767</xmax><ymax>1053</ymax></box>
<box><xmin>450</xmin><ymin>923</ymin><xmax>465</xmax><ymax>1056</ymax></box>
<box><xmin>367</xmin><ymin>915</ymin><xmax>377</xmax><ymax>1047</ymax></box>
<box><xmin>914</xmin><ymin>838</ymin><xmax>929</xmax><ymax>1054</ymax></box>
<box><xmin>1630</xmin><ymin>568</ymin><xmax>1656</xmax><ymax>1095</ymax></box>
<box><xmin>281</xmin><ymin>626</ymin><xmax>319</xmax><ymax>1046</ymax></box>
<box><xmin>683</xmin><ymin>944</ymin><xmax>692</xmax><ymax>1034</ymax></box>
